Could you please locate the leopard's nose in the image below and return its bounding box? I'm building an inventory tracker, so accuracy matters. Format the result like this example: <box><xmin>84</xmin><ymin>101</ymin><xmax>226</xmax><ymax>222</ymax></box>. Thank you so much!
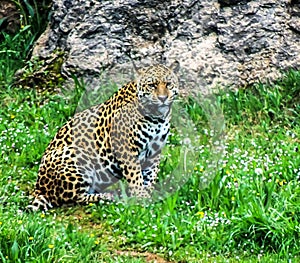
<box><xmin>158</xmin><ymin>95</ymin><xmax>168</xmax><ymax>103</ymax></box>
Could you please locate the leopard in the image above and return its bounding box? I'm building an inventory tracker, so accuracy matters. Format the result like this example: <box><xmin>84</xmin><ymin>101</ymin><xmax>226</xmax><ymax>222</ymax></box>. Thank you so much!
<box><xmin>28</xmin><ymin>64</ymin><xmax>179</xmax><ymax>211</ymax></box>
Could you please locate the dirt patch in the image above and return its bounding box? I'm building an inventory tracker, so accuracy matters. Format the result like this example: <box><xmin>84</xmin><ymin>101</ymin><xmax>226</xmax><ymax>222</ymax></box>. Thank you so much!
<box><xmin>116</xmin><ymin>250</ymin><xmax>175</xmax><ymax>263</ymax></box>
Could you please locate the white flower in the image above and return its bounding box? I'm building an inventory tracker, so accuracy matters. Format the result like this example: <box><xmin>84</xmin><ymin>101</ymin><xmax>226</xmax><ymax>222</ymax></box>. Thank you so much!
<box><xmin>182</xmin><ymin>138</ymin><xmax>191</xmax><ymax>145</ymax></box>
<box><xmin>254</xmin><ymin>168</ymin><xmax>263</xmax><ymax>175</ymax></box>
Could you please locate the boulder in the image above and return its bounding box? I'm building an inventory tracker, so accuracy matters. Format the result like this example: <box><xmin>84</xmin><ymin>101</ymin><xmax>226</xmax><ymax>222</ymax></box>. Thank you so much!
<box><xmin>31</xmin><ymin>0</ymin><xmax>300</xmax><ymax>93</ymax></box>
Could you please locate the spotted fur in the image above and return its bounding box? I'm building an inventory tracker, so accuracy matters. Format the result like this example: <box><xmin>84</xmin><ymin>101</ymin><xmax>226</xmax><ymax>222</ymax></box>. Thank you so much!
<box><xmin>28</xmin><ymin>64</ymin><xmax>179</xmax><ymax>210</ymax></box>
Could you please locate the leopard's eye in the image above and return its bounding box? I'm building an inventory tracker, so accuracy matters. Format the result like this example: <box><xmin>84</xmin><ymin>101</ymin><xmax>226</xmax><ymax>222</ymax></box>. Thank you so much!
<box><xmin>165</xmin><ymin>82</ymin><xmax>172</xmax><ymax>89</ymax></box>
<box><xmin>148</xmin><ymin>83</ymin><xmax>157</xmax><ymax>89</ymax></box>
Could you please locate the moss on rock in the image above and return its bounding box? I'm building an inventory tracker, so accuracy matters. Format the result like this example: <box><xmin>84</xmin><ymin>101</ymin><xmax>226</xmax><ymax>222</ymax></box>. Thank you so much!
<box><xmin>14</xmin><ymin>50</ymin><xmax>65</xmax><ymax>94</ymax></box>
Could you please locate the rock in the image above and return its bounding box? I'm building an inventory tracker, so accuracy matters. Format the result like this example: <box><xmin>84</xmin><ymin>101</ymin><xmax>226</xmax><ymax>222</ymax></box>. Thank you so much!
<box><xmin>31</xmin><ymin>0</ymin><xmax>300</xmax><ymax>93</ymax></box>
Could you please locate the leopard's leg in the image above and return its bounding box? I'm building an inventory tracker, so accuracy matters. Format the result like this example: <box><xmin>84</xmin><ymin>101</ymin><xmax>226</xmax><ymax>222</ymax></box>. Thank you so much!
<box><xmin>111</xmin><ymin>142</ymin><xmax>149</xmax><ymax>198</ymax></box>
<box><xmin>75</xmin><ymin>192</ymin><xmax>114</xmax><ymax>205</ymax></box>
<box><xmin>27</xmin><ymin>161</ymin><xmax>58</xmax><ymax>211</ymax></box>
<box><xmin>27</xmin><ymin>190</ymin><xmax>53</xmax><ymax>211</ymax></box>
<box><xmin>111</xmin><ymin>111</ymin><xmax>151</xmax><ymax>198</ymax></box>
<box><xmin>27</xmin><ymin>192</ymin><xmax>114</xmax><ymax>211</ymax></box>
<box><xmin>121</xmin><ymin>161</ymin><xmax>150</xmax><ymax>197</ymax></box>
<box><xmin>141</xmin><ymin>152</ymin><xmax>161</xmax><ymax>190</ymax></box>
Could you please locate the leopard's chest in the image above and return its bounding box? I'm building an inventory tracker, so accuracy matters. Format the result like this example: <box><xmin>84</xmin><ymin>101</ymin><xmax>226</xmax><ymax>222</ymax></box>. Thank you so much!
<box><xmin>137</xmin><ymin>118</ymin><xmax>170</xmax><ymax>161</ymax></box>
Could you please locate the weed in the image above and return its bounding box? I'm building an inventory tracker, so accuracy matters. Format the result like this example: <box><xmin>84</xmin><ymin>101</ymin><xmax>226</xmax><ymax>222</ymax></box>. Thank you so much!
<box><xmin>0</xmin><ymin>0</ymin><xmax>50</xmax><ymax>87</ymax></box>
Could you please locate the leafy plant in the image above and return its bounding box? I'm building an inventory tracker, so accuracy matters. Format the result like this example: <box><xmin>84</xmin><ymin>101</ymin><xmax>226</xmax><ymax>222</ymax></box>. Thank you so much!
<box><xmin>0</xmin><ymin>0</ymin><xmax>51</xmax><ymax>87</ymax></box>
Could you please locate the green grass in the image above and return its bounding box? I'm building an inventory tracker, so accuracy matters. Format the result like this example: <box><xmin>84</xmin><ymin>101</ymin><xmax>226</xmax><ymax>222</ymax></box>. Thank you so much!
<box><xmin>1</xmin><ymin>73</ymin><xmax>299</xmax><ymax>262</ymax></box>
<box><xmin>1</xmin><ymin>6</ymin><xmax>300</xmax><ymax>262</ymax></box>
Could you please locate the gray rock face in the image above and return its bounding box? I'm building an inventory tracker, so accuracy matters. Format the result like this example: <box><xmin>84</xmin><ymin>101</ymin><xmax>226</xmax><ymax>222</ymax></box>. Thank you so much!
<box><xmin>32</xmin><ymin>0</ymin><xmax>300</xmax><ymax>92</ymax></box>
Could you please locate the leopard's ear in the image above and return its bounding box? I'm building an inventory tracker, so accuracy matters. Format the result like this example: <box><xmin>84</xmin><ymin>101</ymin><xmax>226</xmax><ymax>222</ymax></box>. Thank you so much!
<box><xmin>169</xmin><ymin>60</ymin><xmax>180</xmax><ymax>74</ymax></box>
<box><xmin>131</xmin><ymin>59</ymin><xmax>144</xmax><ymax>76</ymax></box>
<box><xmin>125</xmin><ymin>52</ymin><xmax>144</xmax><ymax>76</ymax></box>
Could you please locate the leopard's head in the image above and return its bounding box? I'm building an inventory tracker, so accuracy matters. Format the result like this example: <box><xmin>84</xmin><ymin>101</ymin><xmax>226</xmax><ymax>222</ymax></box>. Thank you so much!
<box><xmin>136</xmin><ymin>64</ymin><xmax>179</xmax><ymax>116</ymax></box>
